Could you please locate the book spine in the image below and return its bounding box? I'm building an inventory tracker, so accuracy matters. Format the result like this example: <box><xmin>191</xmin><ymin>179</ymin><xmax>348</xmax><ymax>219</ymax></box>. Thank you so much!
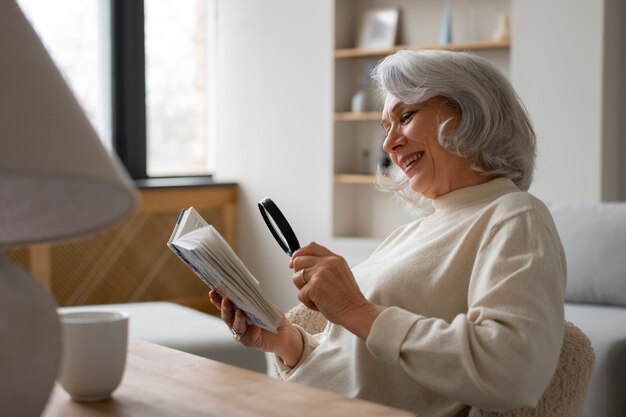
<box><xmin>175</xmin><ymin>208</ymin><xmax>185</xmax><ymax>225</ymax></box>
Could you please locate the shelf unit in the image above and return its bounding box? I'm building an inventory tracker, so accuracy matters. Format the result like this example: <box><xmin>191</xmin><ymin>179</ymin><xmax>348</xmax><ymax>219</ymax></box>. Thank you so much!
<box><xmin>332</xmin><ymin>0</ymin><xmax>512</xmax><ymax>240</ymax></box>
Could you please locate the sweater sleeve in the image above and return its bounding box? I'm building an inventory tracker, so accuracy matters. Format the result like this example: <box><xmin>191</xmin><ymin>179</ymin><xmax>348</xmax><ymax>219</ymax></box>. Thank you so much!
<box><xmin>272</xmin><ymin>324</ymin><xmax>320</xmax><ymax>379</ymax></box>
<box><xmin>366</xmin><ymin>209</ymin><xmax>566</xmax><ymax>411</ymax></box>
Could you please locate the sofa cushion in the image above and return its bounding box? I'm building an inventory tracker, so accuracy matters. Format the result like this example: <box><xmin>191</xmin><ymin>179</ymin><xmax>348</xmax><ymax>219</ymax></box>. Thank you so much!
<box><xmin>565</xmin><ymin>303</ymin><xmax>626</xmax><ymax>417</ymax></box>
<box><xmin>549</xmin><ymin>202</ymin><xmax>626</xmax><ymax>306</ymax></box>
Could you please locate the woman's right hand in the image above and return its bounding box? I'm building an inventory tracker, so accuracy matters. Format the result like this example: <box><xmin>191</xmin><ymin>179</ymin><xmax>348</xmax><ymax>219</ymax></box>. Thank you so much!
<box><xmin>209</xmin><ymin>290</ymin><xmax>304</xmax><ymax>367</ymax></box>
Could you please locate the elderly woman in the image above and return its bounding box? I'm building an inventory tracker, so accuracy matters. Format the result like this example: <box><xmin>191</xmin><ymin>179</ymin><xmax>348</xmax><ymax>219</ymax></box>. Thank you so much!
<box><xmin>210</xmin><ymin>49</ymin><xmax>566</xmax><ymax>417</ymax></box>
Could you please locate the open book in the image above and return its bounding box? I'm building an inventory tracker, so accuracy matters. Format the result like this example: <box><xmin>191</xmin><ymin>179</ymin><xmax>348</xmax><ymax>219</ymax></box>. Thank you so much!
<box><xmin>167</xmin><ymin>207</ymin><xmax>282</xmax><ymax>332</ymax></box>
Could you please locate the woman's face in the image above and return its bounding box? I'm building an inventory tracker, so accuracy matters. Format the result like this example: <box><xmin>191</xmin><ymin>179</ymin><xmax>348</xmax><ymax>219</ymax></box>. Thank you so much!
<box><xmin>381</xmin><ymin>95</ymin><xmax>486</xmax><ymax>199</ymax></box>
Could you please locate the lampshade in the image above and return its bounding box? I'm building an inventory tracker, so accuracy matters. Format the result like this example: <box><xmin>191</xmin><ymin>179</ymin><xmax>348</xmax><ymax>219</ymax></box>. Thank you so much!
<box><xmin>0</xmin><ymin>1</ymin><xmax>137</xmax><ymax>416</ymax></box>
<box><xmin>0</xmin><ymin>0</ymin><xmax>136</xmax><ymax>245</ymax></box>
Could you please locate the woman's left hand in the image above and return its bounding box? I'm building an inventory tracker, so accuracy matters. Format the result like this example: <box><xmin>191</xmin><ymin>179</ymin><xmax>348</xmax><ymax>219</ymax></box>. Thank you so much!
<box><xmin>289</xmin><ymin>242</ymin><xmax>384</xmax><ymax>339</ymax></box>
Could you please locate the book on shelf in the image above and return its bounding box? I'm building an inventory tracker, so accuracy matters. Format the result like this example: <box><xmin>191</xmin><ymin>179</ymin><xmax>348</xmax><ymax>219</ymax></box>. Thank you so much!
<box><xmin>167</xmin><ymin>207</ymin><xmax>282</xmax><ymax>332</ymax></box>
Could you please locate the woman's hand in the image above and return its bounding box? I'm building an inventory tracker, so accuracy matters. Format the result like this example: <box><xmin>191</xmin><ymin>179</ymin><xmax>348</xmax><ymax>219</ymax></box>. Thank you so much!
<box><xmin>290</xmin><ymin>242</ymin><xmax>385</xmax><ymax>339</ymax></box>
<box><xmin>209</xmin><ymin>290</ymin><xmax>304</xmax><ymax>367</ymax></box>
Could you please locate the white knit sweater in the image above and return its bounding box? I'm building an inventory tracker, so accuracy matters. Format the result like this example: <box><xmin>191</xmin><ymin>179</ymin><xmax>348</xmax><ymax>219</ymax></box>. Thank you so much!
<box><xmin>276</xmin><ymin>178</ymin><xmax>566</xmax><ymax>417</ymax></box>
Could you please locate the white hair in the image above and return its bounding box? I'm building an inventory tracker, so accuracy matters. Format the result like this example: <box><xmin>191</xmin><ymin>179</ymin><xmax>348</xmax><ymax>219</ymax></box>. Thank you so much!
<box><xmin>371</xmin><ymin>49</ymin><xmax>536</xmax><ymax>203</ymax></box>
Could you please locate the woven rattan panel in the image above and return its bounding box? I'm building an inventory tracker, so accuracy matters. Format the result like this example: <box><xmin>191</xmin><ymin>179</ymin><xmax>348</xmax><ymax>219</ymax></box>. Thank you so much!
<box><xmin>2</xmin><ymin>207</ymin><xmax>227</xmax><ymax>313</ymax></box>
<box><xmin>2</xmin><ymin>247</ymin><xmax>29</xmax><ymax>270</ymax></box>
<box><xmin>53</xmin><ymin>207</ymin><xmax>225</xmax><ymax>307</ymax></box>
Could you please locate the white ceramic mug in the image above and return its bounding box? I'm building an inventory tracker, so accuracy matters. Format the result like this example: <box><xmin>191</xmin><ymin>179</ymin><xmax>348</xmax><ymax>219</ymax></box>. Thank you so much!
<box><xmin>57</xmin><ymin>310</ymin><xmax>129</xmax><ymax>402</ymax></box>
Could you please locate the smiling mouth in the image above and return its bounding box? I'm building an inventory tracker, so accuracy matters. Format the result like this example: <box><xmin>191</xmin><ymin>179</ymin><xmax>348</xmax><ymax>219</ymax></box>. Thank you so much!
<box><xmin>402</xmin><ymin>152</ymin><xmax>424</xmax><ymax>171</ymax></box>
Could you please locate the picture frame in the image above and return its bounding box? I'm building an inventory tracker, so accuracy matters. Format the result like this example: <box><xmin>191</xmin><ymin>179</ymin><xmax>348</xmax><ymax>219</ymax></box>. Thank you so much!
<box><xmin>357</xmin><ymin>8</ymin><xmax>399</xmax><ymax>50</ymax></box>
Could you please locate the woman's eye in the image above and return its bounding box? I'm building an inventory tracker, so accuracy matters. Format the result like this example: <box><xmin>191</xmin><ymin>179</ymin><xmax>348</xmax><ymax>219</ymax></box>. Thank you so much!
<box><xmin>401</xmin><ymin>112</ymin><xmax>415</xmax><ymax>124</ymax></box>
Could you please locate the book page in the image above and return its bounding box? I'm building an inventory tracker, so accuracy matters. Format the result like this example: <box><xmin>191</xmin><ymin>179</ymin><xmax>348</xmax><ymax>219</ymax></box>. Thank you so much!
<box><xmin>168</xmin><ymin>207</ymin><xmax>209</xmax><ymax>244</ymax></box>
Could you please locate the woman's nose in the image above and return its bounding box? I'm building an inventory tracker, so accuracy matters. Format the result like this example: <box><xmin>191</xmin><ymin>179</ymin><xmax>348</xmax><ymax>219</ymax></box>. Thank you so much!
<box><xmin>382</xmin><ymin>127</ymin><xmax>406</xmax><ymax>153</ymax></box>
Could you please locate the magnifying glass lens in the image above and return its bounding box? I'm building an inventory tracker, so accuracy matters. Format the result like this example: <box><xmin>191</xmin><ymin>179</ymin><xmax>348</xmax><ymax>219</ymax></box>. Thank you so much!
<box><xmin>258</xmin><ymin>198</ymin><xmax>300</xmax><ymax>256</ymax></box>
<box><xmin>262</xmin><ymin>206</ymin><xmax>289</xmax><ymax>247</ymax></box>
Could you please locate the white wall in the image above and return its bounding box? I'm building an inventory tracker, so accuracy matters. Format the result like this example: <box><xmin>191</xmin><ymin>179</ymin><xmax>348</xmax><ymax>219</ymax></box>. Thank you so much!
<box><xmin>512</xmin><ymin>0</ymin><xmax>625</xmax><ymax>202</ymax></box>
<box><xmin>214</xmin><ymin>0</ymin><xmax>334</xmax><ymax>310</ymax></box>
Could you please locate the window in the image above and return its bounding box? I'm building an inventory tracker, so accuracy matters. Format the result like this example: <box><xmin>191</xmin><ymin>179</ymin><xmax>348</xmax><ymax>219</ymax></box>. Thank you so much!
<box><xmin>16</xmin><ymin>0</ymin><xmax>217</xmax><ymax>179</ymax></box>
<box><xmin>145</xmin><ymin>0</ymin><xmax>217</xmax><ymax>177</ymax></box>
<box><xmin>17</xmin><ymin>0</ymin><xmax>112</xmax><ymax>149</ymax></box>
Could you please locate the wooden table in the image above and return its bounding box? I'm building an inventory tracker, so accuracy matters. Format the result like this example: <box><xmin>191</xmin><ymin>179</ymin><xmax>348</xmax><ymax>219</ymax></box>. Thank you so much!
<box><xmin>43</xmin><ymin>339</ymin><xmax>413</xmax><ymax>417</ymax></box>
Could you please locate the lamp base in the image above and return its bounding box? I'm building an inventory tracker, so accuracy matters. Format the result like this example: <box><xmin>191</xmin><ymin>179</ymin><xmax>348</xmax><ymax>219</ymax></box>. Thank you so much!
<box><xmin>0</xmin><ymin>253</ymin><xmax>61</xmax><ymax>417</ymax></box>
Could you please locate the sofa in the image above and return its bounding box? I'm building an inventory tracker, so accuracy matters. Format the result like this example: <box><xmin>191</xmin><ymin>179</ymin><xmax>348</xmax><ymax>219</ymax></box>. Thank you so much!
<box><xmin>550</xmin><ymin>202</ymin><xmax>626</xmax><ymax>417</ymax></box>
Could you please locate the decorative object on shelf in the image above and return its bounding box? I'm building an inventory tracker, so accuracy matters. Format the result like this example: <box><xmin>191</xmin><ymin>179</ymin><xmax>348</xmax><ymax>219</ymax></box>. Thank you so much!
<box><xmin>439</xmin><ymin>0</ymin><xmax>453</xmax><ymax>45</ymax></box>
<box><xmin>351</xmin><ymin>90</ymin><xmax>368</xmax><ymax>113</ymax></box>
<box><xmin>357</xmin><ymin>7</ymin><xmax>399</xmax><ymax>50</ymax></box>
<box><xmin>492</xmin><ymin>13</ymin><xmax>511</xmax><ymax>42</ymax></box>
<box><xmin>350</xmin><ymin>60</ymin><xmax>378</xmax><ymax>113</ymax></box>
<box><xmin>0</xmin><ymin>1</ymin><xmax>137</xmax><ymax>416</ymax></box>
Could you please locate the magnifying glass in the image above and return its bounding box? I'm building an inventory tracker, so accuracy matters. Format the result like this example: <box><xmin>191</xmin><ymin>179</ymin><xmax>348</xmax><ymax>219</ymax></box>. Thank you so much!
<box><xmin>258</xmin><ymin>197</ymin><xmax>300</xmax><ymax>257</ymax></box>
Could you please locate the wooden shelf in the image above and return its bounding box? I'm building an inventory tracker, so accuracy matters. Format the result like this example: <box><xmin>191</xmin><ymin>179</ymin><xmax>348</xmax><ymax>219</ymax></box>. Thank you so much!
<box><xmin>334</xmin><ymin>112</ymin><xmax>382</xmax><ymax>121</ymax></box>
<box><xmin>334</xmin><ymin>174</ymin><xmax>376</xmax><ymax>184</ymax></box>
<box><xmin>335</xmin><ymin>40</ymin><xmax>510</xmax><ymax>59</ymax></box>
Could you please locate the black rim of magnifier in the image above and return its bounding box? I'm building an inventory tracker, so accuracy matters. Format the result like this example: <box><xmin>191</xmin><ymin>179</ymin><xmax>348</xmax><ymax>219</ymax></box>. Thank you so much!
<box><xmin>258</xmin><ymin>198</ymin><xmax>300</xmax><ymax>256</ymax></box>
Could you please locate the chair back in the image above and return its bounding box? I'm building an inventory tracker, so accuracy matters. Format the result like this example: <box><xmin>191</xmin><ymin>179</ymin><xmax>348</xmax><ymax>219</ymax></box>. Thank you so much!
<box><xmin>469</xmin><ymin>321</ymin><xmax>594</xmax><ymax>417</ymax></box>
<box><xmin>286</xmin><ymin>303</ymin><xmax>327</xmax><ymax>334</ymax></box>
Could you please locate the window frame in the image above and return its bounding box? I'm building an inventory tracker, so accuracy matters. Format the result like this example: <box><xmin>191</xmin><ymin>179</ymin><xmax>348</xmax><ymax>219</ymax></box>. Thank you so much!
<box><xmin>111</xmin><ymin>0</ymin><xmax>214</xmax><ymax>181</ymax></box>
<box><xmin>111</xmin><ymin>0</ymin><xmax>147</xmax><ymax>179</ymax></box>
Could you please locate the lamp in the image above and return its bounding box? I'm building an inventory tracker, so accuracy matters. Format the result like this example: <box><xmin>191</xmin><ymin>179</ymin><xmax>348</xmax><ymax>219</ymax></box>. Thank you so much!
<box><xmin>0</xmin><ymin>0</ymin><xmax>137</xmax><ymax>415</ymax></box>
